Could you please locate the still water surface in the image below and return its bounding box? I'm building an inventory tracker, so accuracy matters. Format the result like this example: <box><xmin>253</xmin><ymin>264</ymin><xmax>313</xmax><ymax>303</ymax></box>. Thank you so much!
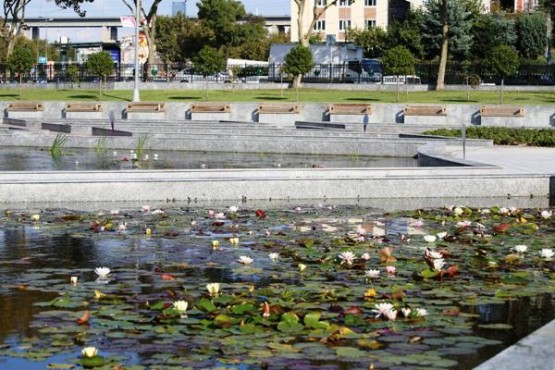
<box><xmin>0</xmin><ymin>147</ymin><xmax>418</xmax><ymax>171</ymax></box>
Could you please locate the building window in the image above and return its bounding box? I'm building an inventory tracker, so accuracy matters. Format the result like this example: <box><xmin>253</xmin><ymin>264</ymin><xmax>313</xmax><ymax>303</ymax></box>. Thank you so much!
<box><xmin>339</xmin><ymin>19</ymin><xmax>351</xmax><ymax>31</ymax></box>
<box><xmin>316</xmin><ymin>0</ymin><xmax>327</xmax><ymax>6</ymax></box>
<box><xmin>365</xmin><ymin>19</ymin><xmax>376</xmax><ymax>29</ymax></box>
<box><xmin>339</xmin><ymin>0</ymin><xmax>349</xmax><ymax>7</ymax></box>
<box><xmin>314</xmin><ymin>20</ymin><xmax>326</xmax><ymax>31</ymax></box>
<box><xmin>364</xmin><ymin>0</ymin><xmax>377</xmax><ymax>6</ymax></box>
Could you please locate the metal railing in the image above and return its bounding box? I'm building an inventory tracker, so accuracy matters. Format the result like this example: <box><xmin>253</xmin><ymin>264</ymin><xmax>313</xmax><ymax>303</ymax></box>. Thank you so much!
<box><xmin>0</xmin><ymin>61</ymin><xmax>553</xmax><ymax>86</ymax></box>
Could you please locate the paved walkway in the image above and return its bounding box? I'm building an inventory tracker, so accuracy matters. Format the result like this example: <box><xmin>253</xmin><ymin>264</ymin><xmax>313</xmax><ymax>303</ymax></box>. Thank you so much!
<box><xmin>445</xmin><ymin>145</ymin><xmax>555</xmax><ymax>175</ymax></box>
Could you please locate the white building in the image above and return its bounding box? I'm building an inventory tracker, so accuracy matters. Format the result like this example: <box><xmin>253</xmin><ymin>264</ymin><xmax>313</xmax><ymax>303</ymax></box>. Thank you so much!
<box><xmin>290</xmin><ymin>0</ymin><xmax>491</xmax><ymax>43</ymax></box>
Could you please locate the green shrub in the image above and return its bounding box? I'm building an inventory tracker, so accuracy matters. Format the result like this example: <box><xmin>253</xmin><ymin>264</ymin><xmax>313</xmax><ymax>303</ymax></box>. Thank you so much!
<box><xmin>422</xmin><ymin>127</ymin><xmax>555</xmax><ymax>147</ymax></box>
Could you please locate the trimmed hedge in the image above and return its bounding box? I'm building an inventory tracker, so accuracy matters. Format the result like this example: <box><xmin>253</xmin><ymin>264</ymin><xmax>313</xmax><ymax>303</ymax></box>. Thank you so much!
<box><xmin>422</xmin><ymin>127</ymin><xmax>555</xmax><ymax>147</ymax></box>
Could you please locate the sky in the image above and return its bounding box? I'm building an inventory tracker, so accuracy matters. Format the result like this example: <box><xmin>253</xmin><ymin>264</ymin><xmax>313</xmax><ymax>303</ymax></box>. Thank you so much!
<box><xmin>26</xmin><ymin>0</ymin><xmax>290</xmax><ymax>42</ymax></box>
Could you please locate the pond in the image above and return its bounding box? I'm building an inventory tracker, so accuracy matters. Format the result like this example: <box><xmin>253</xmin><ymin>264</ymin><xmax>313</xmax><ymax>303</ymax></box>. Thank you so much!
<box><xmin>0</xmin><ymin>204</ymin><xmax>553</xmax><ymax>369</ymax></box>
<box><xmin>0</xmin><ymin>147</ymin><xmax>418</xmax><ymax>171</ymax></box>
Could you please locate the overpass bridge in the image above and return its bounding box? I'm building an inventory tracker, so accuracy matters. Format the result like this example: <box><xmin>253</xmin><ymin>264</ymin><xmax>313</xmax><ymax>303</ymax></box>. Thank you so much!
<box><xmin>24</xmin><ymin>16</ymin><xmax>290</xmax><ymax>42</ymax></box>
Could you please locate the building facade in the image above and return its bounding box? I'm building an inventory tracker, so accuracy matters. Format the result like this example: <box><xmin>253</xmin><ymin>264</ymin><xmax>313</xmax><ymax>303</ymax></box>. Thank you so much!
<box><xmin>290</xmin><ymin>0</ymin><xmax>490</xmax><ymax>43</ymax></box>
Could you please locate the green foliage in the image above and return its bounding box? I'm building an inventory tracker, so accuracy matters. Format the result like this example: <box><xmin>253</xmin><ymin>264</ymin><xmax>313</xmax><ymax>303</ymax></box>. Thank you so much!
<box><xmin>84</xmin><ymin>51</ymin><xmax>114</xmax><ymax>81</ymax></box>
<box><xmin>421</xmin><ymin>0</ymin><xmax>474</xmax><ymax>60</ymax></box>
<box><xmin>516</xmin><ymin>12</ymin><xmax>548</xmax><ymax>60</ymax></box>
<box><xmin>66</xmin><ymin>65</ymin><xmax>80</xmax><ymax>83</ymax></box>
<box><xmin>192</xmin><ymin>46</ymin><xmax>225</xmax><ymax>77</ymax></box>
<box><xmin>282</xmin><ymin>45</ymin><xmax>314</xmax><ymax>76</ymax></box>
<box><xmin>386</xmin><ymin>12</ymin><xmax>425</xmax><ymax>59</ymax></box>
<box><xmin>6</xmin><ymin>46</ymin><xmax>34</xmax><ymax>82</ymax></box>
<box><xmin>471</xmin><ymin>14</ymin><xmax>517</xmax><ymax>59</ymax></box>
<box><xmin>382</xmin><ymin>46</ymin><xmax>415</xmax><ymax>76</ymax></box>
<box><xmin>484</xmin><ymin>44</ymin><xmax>520</xmax><ymax>79</ymax></box>
<box><xmin>197</xmin><ymin>0</ymin><xmax>246</xmax><ymax>47</ymax></box>
<box><xmin>155</xmin><ymin>14</ymin><xmax>194</xmax><ymax>63</ymax></box>
<box><xmin>422</xmin><ymin>126</ymin><xmax>555</xmax><ymax>147</ymax></box>
<box><xmin>348</xmin><ymin>26</ymin><xmax>388</xmax><ymax>58</ymax></box>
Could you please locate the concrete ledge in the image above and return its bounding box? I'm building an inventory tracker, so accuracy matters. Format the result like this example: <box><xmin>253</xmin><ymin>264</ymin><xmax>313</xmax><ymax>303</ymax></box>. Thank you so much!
<box><xmin>475</xmin><ymin>319</ymin><xmax>555</xmax><ymax>370</ymax></box>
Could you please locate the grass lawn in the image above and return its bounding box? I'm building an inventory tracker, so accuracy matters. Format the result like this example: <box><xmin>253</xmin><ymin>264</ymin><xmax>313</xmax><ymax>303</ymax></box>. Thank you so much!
<box><xmin>0</xmin><ymin>86</ymin><xmax>554</xmax><ymax>105</ymax></box>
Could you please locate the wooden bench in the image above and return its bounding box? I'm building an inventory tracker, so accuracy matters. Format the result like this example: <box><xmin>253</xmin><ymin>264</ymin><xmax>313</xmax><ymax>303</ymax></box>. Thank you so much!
<box><xmin>190</xmin><ymin>103</ymin><xmax>231</xmax><ymax>113</ymax></box>
<box><xmin>404</xmin><ymin>105</ymin><xmax>447</xmax><ymax>116</ymax></box>
<box><xmin>126</xmin><ymin>102</ymin><xmax>166</xmax><ymax>112</ymax></box>
<box><xmin>480</xmin><ymin>106</ymin><xmax>525</xmax><ymax>117</ymax></box>
<box><xmin>7</xmin><ymin>102</ymin><xmax>44</xmax><ymax>112</ymax></box>
<box><xmin>328</xmin><ymin>103</ymin><xmax>372</xmax><ymax>115</ymax></box>
<box><xmin>64</xmin><ymin>102</ymin><xmax>103</xmax><ymax>112</ymax></box>
<box><xmin>257</xmin><ymin>103</ymin><xmax>300</xmax><ymax>114</ymax></box>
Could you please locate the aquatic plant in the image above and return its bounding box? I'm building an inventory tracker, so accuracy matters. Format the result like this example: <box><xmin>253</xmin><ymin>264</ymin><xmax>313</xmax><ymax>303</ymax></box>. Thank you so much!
<box><xmin>49</xmin><ymin>133</ymin><xmax>68</xmax><ymax>158</ymax></box>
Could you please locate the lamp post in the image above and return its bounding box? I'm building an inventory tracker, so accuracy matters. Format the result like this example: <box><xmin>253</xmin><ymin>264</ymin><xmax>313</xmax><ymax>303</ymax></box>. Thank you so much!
<box><xmin>132</xmin><ymin>0</ymin><xmax>141</xmax><ymax>102</ymax></box>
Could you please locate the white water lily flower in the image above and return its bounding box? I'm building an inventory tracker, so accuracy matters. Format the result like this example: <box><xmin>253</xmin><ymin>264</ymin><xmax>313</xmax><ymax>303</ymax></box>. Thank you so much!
<box><xmin>268</xmin><ymin>253</ymin><xmax>279</xmax><ymax>262</ymax></box>
<box><xmin>339</xmin><ymin>251</ymin><xmax>356</xmax><ymax>265</ymax></box>
<box><xmin>540</xmin><ymin>248</ymin><xmax>554</xmax><ymax>260</ymax></box>
<box><xmin>141</xmin><ymin>205</ymin><xmax>150</xmax><ymax>213</ymax></box>
<box><xmin>70</xmin><ymin>276</ymin><xmax>78</xmax><ymax>285</ymax></box>
<box><xmin>110</xmin><ymin>209</ymin><xmax>120</xmax><ymax>215</ymax></box>
<box><xmin>423</xmin><ymin>235</ymin><xmax>437</xmax><ymax>243</ymax></box>
<box><xmin>498</xmin><ymin>207</ymin><xmax>509</xmax><ymax>215</ymax></box>
<box><xmin>372</xmin><ymin>302</ymin><xmax>396</xmax><ymax>319</ymax></box>
<box><xmin>436</xmin><ymin>232</ymin><xmax>447</xmax><ymax>239</ymax></box>
<box><xmin>432</xmin><ymin>258</ymin><xmax>445</xmax><ymax>271</ymax></box>
<box><xmin>215</xmin><ymin>212</ymin><xmax>226</xmax><ymax>219</ymax></box>
<box><xmin>94</xmin><ymin>267</ymin><xmax>111</xmax><ymax>278</ymax></box>
<box><xmin>426</xmin><ymin>249</ymin><xmax>443</xmax><ymax>260</ymax></box>
<box><xmin>480</xmin><ymin>208</ymin><xmax>491</xmax><ymax>215</ymax></box>
<box><xmin>238</xmin><ymin>256</ymin><xmax>253</xmax><ymax>265</ymax></box>
<box><xmin>206</xmin><ymin>283</ymin><xmax>220</xmax><ymax>297</ymax></box>
<box><xmin>360</xmin><ymin>252</ymin><xmax>371</xmax><ymax>261</ymax></box>
<box><xmin>456</xmin><ymin>220</ymin><xmax>472</xmax><ymax>228</ymax></box>
<box><xmin>151</xmin><ymin>209</ymin><xmax>165</xmax><ymax>215</ymax></box>
<box><xmin>228</xmin><ymin>205</ymin><xmax>239</xmax><ymax>214</ymax></box>
<box><xmin>541</xmin><ymin>210</ymin><xmax>552</xmax><ymax>219</ymax></box>
<box><xmin>453</xmin><ymin>207</ymin><xmax>464</xmax><ymax>216</ymax></box>
<box><xmin>401</xmin><ymin>308</ymin><xmax>412</xmax><ymax>318</ymax></box>
<box><xmin>365</xmin><ymin>269</ymin><xmax>381</xmax><ymax>279</ymax></box>
<box><xmin>513</xmin><ymin>245</ymin><xmax>528</xmax><ymax>254</ymax></box>
<box><xmin>298</xmin><ymin>263</ymin><xmax>307</xmax><ymax>272</ymax></box>
<box><xmin>173</xmin><ymin>300</ymin><xmax>188</xmax><ymax>312</ymax></box>
<box><xmin>81</xmin><ymin>347</ymin><xmax>98</xmax><ymax>358</ymax></box>
<box><xmin>415</xmin><ymin>308</ymin><xmax>428</xmax><ymax>317</ymax></box>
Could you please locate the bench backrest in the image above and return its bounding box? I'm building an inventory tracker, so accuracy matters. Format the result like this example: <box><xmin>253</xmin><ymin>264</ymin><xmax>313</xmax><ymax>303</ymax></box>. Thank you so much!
<box><xmin>190</xmin><ymin>103</ymin><xmax>231</xmax><ymax>113</ymax></box>
<box><xmin>480</xmin><ymin>106</ymin><xmax>525</xmax><ymax>117</ymax></box>
<box><xmin>126</xmin><ymin>102</ymin><xmax>166</xmax><ymax>112</ymax></box>
<box><xmin>64</xmin><ymin>103</ymin><xmax>103</xmax><ymax>112</ymax></box>
<box><xmin>7</xmin><ymin>102</ymin><xmax>44</xmax><ymax>111</ymax></box>
<box><xmin>258</xmin><ymin>103</ymin><xmax>301</xmax><ymax>114</ymax></box>
<box><xmin>328</xmin><ymin>104</ymin><xmax>372</xmax><ymax>115</ymax></box>
<box><xmin>404</xmin><ymin>105</ymin><xmax>447</xmax><ymax>116</ymax></box>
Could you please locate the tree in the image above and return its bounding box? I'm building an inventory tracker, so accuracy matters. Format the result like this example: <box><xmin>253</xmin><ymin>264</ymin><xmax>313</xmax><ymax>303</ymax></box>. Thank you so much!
<box><xmin>516</xmin><ymin>12</ymin><xmax>548</xmax><ymax>60</ymax></box>
<box><xmin>192</xmin><ymin>46</ymin><xmax>225</xmax><ymax>100</ymax></box>
<box><xmin>291</xmin><ymin>0</ymin><xmax>356</xmax><ymax>86</ymax></box>
<box><xmin>470</xmin><ymin>13</ymin><xmax>516</xmax><ymax>60</ymax></box>
<box><xmin>197</xmin><ymin>0</ymin><xmax>246</xmax><ymax>54</ymax></box>
<box><xmin>483</xmin><ymin>44</ymin><xmax>519</xmax><ymax>103</ymax></box>
<box><xmin>421</xmin><ymin>0</ymin><xmax>473</xmax><ymax>90</ymax></box>
<box><xmin>2</xmin><ymin>0</ymin><xmax>93</xmax><ymax>60</ymax></box>
<box><xmin>85</xmin><ymin>51</ymin><xmax>114</xmax><ymax>96</ymax></box>
<box><xmin>386</xmin><ymin>11</ymin><xmax>425</xmax><ymax>60</ymax></box>
<box><xmin>282</xmin><ymin>44</ymin><xmax>314</xmax><ymax>99</ymax></box>
<box><xmin>348</xmin><ymin>27</ymin><xmax>388</xmax><ymax>58</ymax></box>
<box><xmin>6</xmin><ymin>44</ymin><xmax>33</xmax><ymax>83</ymax></box>
<box><xmin>121</xmin><ymin>0</ymin><xmax>164</xmax><ymax>77</ymax></box>
<box><xmin>381</xmin><ymin>45</ymin><xmax>415</xmax><ymax>102</ymax></box>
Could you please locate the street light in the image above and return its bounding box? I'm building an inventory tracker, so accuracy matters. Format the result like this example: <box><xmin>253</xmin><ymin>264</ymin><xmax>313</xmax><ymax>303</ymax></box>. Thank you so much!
<box><xmin>132</xmin><ymin>0</ymin><xmax>141</xmax><ymax>102</ymax></box>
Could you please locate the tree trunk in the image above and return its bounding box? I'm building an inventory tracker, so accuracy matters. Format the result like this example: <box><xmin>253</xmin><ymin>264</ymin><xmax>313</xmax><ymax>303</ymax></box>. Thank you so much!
<box><xmin>437</xmin><ymin>24</ymin><xmax>449</xmax><ymax>90</ymax></box>
<box><xmin>436</xmin><ymin>0</ymin><xmax>449</xmax><ymax>91</ymax></box>
<box><xmin>500</xmin><ymin>78</ymin><xmax>504</xmax><ymax>104</ymax></box>
<box><xmin>292</xmin><ymin>74</ymin><xmax>302</xmax><ymax>89</ymax></box>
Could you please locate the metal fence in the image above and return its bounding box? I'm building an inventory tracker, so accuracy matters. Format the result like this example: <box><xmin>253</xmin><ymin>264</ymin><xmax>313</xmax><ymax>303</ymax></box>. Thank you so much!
<box><xmin>0</xmin><ymin>61</ymin><xmax>553</xmax><ymax>86</ymax></box>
